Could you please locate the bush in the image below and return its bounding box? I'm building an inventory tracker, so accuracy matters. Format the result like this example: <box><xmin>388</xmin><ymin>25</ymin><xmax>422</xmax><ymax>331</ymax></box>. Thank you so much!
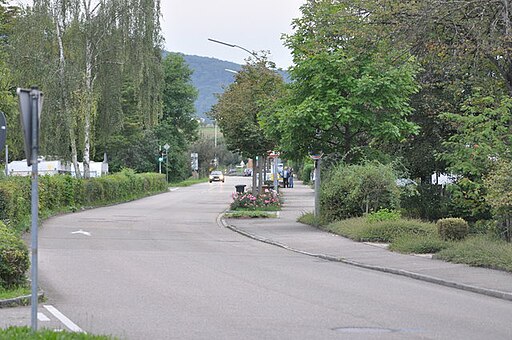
<box><xmin>297</xmin><ymin>212</ymin><xmax>327</xmax><ymax>227</ymax></box>
<box><xmin>230</xmin><ymin>189</ymin><xmax>281</xmax><ymax>211</ymax></box>
<box><xmin>401</xmin><ymin>183</ymin><xmax>449</xmax><ymax>221</ymax></box>
<box><xmin>437</xmin><ymin>217</ymin><xmax>469</xmax><ymax>241</ymax></box>
<box><xmin>324</xmin><ymin>217</ymin><xmax>436</xmax><ymax>243</ymax></box>
<box><xmin>389</xmin><ymin>233</ymin><xmax>450</xmax><ymax>254</ymax></box>
<box><xmin>437</xmin><ymin>235</ymin><xmax>512</xmax><ymax>272</ymax></box>
<box><xmin>301</xmin><ymin>163</ymin><xmax>314</xmax><ymax>184</ymax></box>
<box><xmin>320</xmin><ymin>162</ymin><xmax>400</xmax><ymax>222</ymax></box>
<box><xmin>0</xmin><ymin>171</ymin><xmax>167</xmax><ymax>231</ymax></box>
<box><xmin>0</xmin><ymin>222</ymin><xmax>29</xmax><ymax>288</ymax></box>
<box><xmin>367</xmin><ymin>209</ymin><xmax>401</xmax><ymax>223</ymax></box>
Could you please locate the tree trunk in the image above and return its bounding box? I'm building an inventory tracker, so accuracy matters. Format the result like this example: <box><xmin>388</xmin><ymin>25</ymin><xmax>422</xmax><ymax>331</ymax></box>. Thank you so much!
<box><xmin>54</xmin><ymin>3</ymin><xmax>81</xmax><ymax>178</ymax></box>
<box><xmin>252</xmin><ymin>158</ymin><xmax>257</xmax><ymax>195</ymax></box>
<box><xmin>82</xmin><ymin>0</ymin><xmax>94</xmax><ymax>178</ymax></box>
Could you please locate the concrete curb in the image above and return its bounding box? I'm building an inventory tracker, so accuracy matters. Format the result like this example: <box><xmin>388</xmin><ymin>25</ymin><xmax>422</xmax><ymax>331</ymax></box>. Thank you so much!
<box><xmin>0</xmin><ymin>290</ymin><xmax>45</xmax><ymax>309</ymax></box>
<box><xmin>219</xmin><ymin>214</ymin><xmax>512</xmax><ymax>303</ymax></box>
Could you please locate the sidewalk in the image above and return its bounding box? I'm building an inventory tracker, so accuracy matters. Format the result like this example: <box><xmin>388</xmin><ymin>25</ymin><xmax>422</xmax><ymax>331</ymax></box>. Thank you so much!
<box><xmin>221</xmin><ymin>181</ymin><xmax>512</xmax><ymax>302</ymax></box>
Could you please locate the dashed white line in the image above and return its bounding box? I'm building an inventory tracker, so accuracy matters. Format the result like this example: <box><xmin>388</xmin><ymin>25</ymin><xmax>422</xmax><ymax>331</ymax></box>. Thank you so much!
<box><xmin>43</xmin><ymin>305</ymin><xmax>86</xmax><ymax>333</ymax></box>
<box><xmin>37</xmin><ymin>312</ymin><xmax>50</xmax><ymax>322</ymax></box>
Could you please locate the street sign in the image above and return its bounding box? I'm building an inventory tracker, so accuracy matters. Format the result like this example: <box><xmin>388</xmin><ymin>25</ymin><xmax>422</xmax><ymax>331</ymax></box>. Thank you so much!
<box><xmin>163</xmin><ymin>143</ymin><xmax>170</xmax><ymax>151</ymax></box>
<box><xmin>190</xmin><ymin>152</ymin><xmax>198</xmax><ymax>171</ymax></box>
<box><xmin>0</xmin><ymin>111</ymin><xmax>7</xmax><ymax>151</ymax></box>
<box><xmin>309</xmin><ymin>151</ymin><xmax>324</xmax><ymax>160</ymax></box>
<box><xmin>17</xmin><ymin>87</ymin><xmax>43</xmax><ymax>165</ymax></box>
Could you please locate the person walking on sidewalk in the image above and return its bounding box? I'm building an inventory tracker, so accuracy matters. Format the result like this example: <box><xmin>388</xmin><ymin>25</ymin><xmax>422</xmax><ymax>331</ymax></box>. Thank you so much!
<box><xmin>289</xmin><ymin>167</ymin><xmax>294</xmax><ymax>188</ymax></box>
<box><xmin>283</xmin><ymin>167</ymin><xmax>290</xmax><ymax>188</ymax></box>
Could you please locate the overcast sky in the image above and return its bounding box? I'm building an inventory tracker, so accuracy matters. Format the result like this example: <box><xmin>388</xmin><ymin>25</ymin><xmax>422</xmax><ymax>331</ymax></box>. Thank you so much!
<box><xmin>161</xmin><ymin>1</ymin><xmax>306</xmax><ymax>69</ymax></box>
<box><xmin>9</xmin><ymin>0</ymin><xmax>305</xmax><ymax>68</ymax></box>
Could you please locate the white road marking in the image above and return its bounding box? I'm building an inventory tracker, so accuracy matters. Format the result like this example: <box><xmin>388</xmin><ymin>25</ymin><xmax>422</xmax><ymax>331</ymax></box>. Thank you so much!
<box><xmin>71</xmin><ymin>229</ymin><xmax>91</xmax><ymax>236</ymax></box>
<box><xmin>37</xmin><ymin>312</ymin><xmax>50</xmax><ymax>322</ymax></box>
<box><xmin>169</xmin><ymin>187</ymin><xmax>179</xmax><ymax>192</ymax></box>
<box><xmin>43</xmin><ymin>305</ymin><xmax>86</xmax><ymax>333</ymax></box>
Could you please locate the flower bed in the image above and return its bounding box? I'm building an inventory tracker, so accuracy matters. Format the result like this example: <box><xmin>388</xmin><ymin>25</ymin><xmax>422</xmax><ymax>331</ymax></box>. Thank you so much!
<box><xmin>230</xmin><ymin>189</ymin><xmax>281</xmax><ymax>211</ymax></box>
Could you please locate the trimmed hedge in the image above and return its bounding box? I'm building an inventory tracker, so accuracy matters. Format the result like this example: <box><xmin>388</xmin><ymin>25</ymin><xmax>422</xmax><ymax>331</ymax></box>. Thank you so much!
<box><xmin>0</xmin><ymin>169</ymin><xmax>168</xmax><ymax>232</ymax></box>
<box><xmin>0</xmin><ymin>222</ymin><xmax>29</xmax><ymax>288</ymax></box>
<box><xmin>437</xmin><ymin>217</ymin><xmax>469</xmax><ymax>241</ymax></box>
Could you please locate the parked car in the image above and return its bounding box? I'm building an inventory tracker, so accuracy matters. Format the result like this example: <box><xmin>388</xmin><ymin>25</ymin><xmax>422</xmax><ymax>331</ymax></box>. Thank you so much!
<box><xmin>209</xmin><ymin>170</ymin><xmax>224</xmax><ymax>183</ymax></box>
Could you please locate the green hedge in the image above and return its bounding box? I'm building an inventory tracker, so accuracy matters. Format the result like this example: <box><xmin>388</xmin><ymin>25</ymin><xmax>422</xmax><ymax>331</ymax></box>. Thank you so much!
<box><xmin>0</xmin><ymin>169</ymin><xmax>167</xmax><ymax>232</ymax></box>
<box><xmin>0</xmin><ymin>222</ymin><xmax>29</xmax><ymax>288</ymax></box>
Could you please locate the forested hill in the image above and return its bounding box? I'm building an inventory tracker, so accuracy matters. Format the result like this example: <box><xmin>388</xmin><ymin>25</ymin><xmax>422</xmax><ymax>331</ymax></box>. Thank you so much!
<box><xmin>182</xmin><ymin>54</ymin><xmax>241</xmax><ymax>121</ymax></box>
<box><xmin>164</xmin><ymin>52</ymin><xmax>288</xmax><ymax>121</ymax></box>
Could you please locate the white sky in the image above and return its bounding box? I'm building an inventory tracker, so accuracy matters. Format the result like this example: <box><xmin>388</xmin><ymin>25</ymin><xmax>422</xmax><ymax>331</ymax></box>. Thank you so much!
<box><xmin>160</xmin><ymin>1</ymin><xmax>306</xmax><ymax>69</ymax></box>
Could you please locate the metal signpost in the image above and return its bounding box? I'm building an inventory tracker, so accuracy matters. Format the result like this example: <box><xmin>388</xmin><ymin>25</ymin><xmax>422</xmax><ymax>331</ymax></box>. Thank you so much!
<box><xmin>17</xmin><ymin>87</ymin><xmax>43</xmax><ymax>331</ymax></box>
<box><xmin>163</xmin><ymin>143</ymin><xmax>170</xmax><ymax>182</ymax></box>
<box><xmin>309</xmin><ymin>152</ymin><xmax>323</xmax><ymax>217</ymax></box>
<box><xmin>0</xmin><ymin>111</ymin><xmax>7</xmax><ymax>176</ymax></box>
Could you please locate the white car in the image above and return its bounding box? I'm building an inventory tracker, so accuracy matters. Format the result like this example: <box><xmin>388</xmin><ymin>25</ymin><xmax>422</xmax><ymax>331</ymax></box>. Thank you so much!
<box><xmin>209</xmin><ymin>170</ymin><xmax>224</xmax><ymax>183</ymax></box>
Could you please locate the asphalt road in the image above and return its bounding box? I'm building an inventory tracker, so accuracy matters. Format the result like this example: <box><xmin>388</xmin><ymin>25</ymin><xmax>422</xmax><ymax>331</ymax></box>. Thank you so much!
<box><xmin>24</xmin><ymin>177</ymin><xmax>512</xmax><ymax>339</ymax></box>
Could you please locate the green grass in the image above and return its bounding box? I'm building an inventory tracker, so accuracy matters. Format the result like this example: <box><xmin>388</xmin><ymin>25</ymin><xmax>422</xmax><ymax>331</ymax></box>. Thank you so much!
<box><xmin>297</xmin><ymin>212</ymin><xmax>326</xmax><ymax>227</ymax></box>
<box><xmin>389</xmin><ymin>233</ymin><xmax>450</xmax><ymax>254</ymax></box>
<box><xmin>437</xmin><ymin>235</ymin><xmax>512</xmax><ymax>272</ymax></box>
<box><xmin>169</xmin><ymin>177</ymin><xmax>209</xmax><ymax>187</ymax></box>
<box><xmin>0</xmin><ymin>326</ymin><xmax>116</xmax><ymax>339</ymax></box>
<box><xmin>322</xmin><ymin>217</ymin><xmax>437</xmax><ymax>243</ymax></box>
<box><xmin>224</xmin><ymin>211</ymin><xmax>278</xmax><ymax>218</ymax></box>
<box><xmin>0</xmin><ymin>285</ymin><xmax>31</xmax><ymax>300</ymax></box>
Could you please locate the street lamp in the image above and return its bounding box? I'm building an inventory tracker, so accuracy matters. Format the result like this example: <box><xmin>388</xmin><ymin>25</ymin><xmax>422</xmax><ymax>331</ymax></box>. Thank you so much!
<box><xmin>208</xmin><ymin>38</ymin><xmax>260</xmax><ymax>60</ymax></box>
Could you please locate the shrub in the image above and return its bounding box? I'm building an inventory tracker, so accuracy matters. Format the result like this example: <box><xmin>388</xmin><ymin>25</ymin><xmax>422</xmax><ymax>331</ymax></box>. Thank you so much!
<box><xmin>0</xmin><ymin>171</ymin><xmax>167</xmax><ymax>231</ymax></box>
<box><xmin>301</xmin><ymin>163</ymin><xmax>314</xmax><ymax>184</ymax></box>
<box><xmin>437</xmin><ymin>235</ymin><xmax>512</xmax><ymax>272</ymax></box>
<box><xmin>484</xmin><ymin>160</ymin><xmax>512</xmax><ymax>241</ymax></box>
<box><xmin>437</xmin><ymin>217</ymin><xmax>469</xmax><ymax>241</ymax></box>
<box><xmin>389</xmin><ymin>233</ymin><xmax>450</xmax><ymax>254</ymax></box>
<box><xmin>230</xmin><ymin>189</ymin><xmax>281</xmax><ymax>211</ymax></box>
<box><xmin>0</xmin><ymin>222</ymin><xmax>29</xmax><ymax>288</ymax></box>
<box><xmin>367</xmin><ymin>209</ymin><xmax>401</xmax><ymax>223</ymax></box>
<box><xmin>297</xmin><ymin>212</ymin><xmax>326</xmax><ymax>227</ymax></box>
<box><xmin>320</xmin><ymin>162</ymin><xmax>400</xmax><ymax>222</ymax></box>
<box><xmin>401</xmin><ymin>183</ymin><xmax>449</xmax><ymax>221</ymax></box>
<box><xmin>324</xmin><ymin>217</ymin><xmax>436</xmax><ymax>243</ymax></box>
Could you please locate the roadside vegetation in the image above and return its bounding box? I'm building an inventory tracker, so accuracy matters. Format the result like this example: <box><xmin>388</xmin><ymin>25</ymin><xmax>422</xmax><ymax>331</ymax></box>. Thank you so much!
<box><xmin>225</xmin><ymin>189</ymin><xmax>282</xmax><ymax>218</ymax></box>
<box><xmin>0</xmin><ymin>326</ymin><xmax>116</xmax><ymax>339</ymax></box>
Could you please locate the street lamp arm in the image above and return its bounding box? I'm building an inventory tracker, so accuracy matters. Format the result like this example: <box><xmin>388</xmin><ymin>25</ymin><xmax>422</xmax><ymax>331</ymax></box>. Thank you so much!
<box><xmin>208</xmin><ymin>38</ymin><xmax>260</xmax><ymax>60</ymax></box>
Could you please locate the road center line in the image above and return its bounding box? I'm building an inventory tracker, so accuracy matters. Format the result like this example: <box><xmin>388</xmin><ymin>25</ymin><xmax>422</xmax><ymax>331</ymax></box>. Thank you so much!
<box><xmin>43</xmin><ymin>305</ymin><xmax>85</xmax><ymax>333</ymax></box>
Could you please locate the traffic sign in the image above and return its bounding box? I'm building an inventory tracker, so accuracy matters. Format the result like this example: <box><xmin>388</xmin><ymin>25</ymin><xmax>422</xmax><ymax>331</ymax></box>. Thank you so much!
<box><xmin>0</xmin><ymin>111</ymin><xmax>6</xmax><ymax>151</ymax></box>
<box><xmin>17</xmin><ymin>87</ymin><xmax>43</xmax><ymax>165</ymax></box>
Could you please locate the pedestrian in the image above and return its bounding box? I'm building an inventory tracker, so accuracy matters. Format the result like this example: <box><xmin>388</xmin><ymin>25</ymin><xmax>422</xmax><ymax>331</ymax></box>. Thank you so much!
<box><xmin>289</xmin><ymin>167</ymin><xmax>294</xmax><ymax>188</ymax></box>
<box><xmin>283</xmin><ymin>167</ymin><xmax>289</xmax><ymax>188</ymax></box>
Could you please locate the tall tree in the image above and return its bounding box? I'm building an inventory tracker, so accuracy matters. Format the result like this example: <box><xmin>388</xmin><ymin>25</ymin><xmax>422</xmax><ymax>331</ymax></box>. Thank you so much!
<box><xmin>272</xmin><ymin>0</ymin><xmax>420</xmax><ymax>162</ymax></box>
<box><xmin>210</xmin><ymin>57</ymin><xmax>285</xmax><ymax>193</ymax></box>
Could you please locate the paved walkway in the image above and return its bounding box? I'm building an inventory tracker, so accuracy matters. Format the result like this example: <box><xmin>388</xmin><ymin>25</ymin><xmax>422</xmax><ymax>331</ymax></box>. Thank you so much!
<box><xmin>221</xmin><ymin>181</ymin><xmax>512</xmax><ymax>302</ymax></box>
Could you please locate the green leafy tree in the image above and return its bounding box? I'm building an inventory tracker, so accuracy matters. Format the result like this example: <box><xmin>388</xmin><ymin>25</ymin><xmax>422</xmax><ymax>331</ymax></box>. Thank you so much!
<box><xmin>210</xmin><ymin>57</ymin><xmax>285</xmax><ymax>192</ymax></box>
<box><xmin>484</xmin><ymin>160</ymin><xmax>512</xmax><ymax>241</ymax></box>
<box><xmin>271</xmin><ymin>0</ymin><xmax>420</xmax><ymax>162</ymax></box>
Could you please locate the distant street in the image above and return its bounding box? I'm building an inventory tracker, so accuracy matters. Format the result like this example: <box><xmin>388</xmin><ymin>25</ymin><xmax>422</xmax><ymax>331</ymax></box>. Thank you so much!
<box><xmin>22</xmin><ymin>177</ymin><xmax>512</xmax><ymax>339</ymax></box>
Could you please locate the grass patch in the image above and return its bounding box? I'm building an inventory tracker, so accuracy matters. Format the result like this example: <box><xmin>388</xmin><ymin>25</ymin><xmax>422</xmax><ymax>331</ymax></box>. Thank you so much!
<box><xmin>224</xmin><ymin>211</ymin><xmax>278</xmax><ymax>219</ymax></box>
<box><xmin>297</xmin><ymin>212</ymin><xmax>326</xmax><ymax>227</ymax></box>
<box><xmin>169</xmin><ymin>177</ymin><xmax>209</xmax><ymax>187</ymax></box>
<box><xmin>0</xmin><ymin>326</ymin><xmax>116</xmax><ymax>339</ymax></box>
<box><xmin>389</xmin><ymin>233</ymin><xmax>450</xmax><ymax>254</ymax></box>
<box><xmin>323</xmin><ymin>217</ymin><xmax>436</xmax><ymax>243</ymax></box>
<box><xmin>437</xmin><ymin>235</ymin><xmax>512</xmax><ymax>272</ymax></box>
<box><xmin>0</xmin><ymin>284</ymin><xmax>30</xmax><ymax>300</ymax></box>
